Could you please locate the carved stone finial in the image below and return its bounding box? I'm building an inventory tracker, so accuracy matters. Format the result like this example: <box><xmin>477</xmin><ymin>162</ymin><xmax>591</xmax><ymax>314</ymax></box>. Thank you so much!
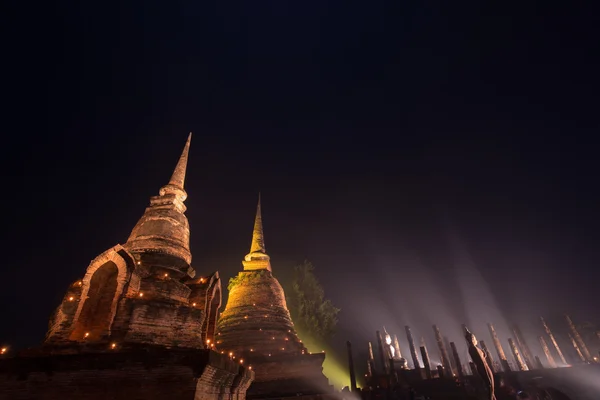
<box><xmin>160</xmin><ymin>132</ymin><xmax>192</xmax><ymax>201</ymax></box>
<box><xmin>250</xmin><ymin>193</ymin><xmax>266</xmax><ymax>254</ymax></box>
<box><xmin>243</xmin><ymin>194</ymin><xmax>271</xmax><ymax>271</ymax></box>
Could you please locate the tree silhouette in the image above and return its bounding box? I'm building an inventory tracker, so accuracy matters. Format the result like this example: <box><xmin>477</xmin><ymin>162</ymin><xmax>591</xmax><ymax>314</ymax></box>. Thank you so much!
<box><xmin>286</xmin><ymin>260</ymin><xmax>340</xmax><ymax>343</ymax></box>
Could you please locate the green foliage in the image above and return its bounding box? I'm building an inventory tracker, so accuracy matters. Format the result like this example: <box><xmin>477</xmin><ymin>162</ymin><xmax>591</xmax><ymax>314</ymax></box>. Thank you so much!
<box><xmin>227</xmin><ymin>270</ymin><xmax>266</xmax><ymax>291</ymax></box>
<box><xmin>286</xmin><ymin>260</ymin><xmax>340</xmax><ymax>343</ymax></box>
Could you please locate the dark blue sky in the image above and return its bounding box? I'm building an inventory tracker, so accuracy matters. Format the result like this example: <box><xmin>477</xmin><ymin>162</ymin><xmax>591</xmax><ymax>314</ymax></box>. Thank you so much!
<box><xmin>2</xmin><ymin>0</ymin><xmax>599</xmax><ymax>367</ymax></box>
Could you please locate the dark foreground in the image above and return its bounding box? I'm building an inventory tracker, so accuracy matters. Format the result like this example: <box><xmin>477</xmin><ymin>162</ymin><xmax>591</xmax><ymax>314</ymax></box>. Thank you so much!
<box><xmin>350</xmin><ymin>365</ymin><xmax>599</xmax><ymax>400</ymax></box>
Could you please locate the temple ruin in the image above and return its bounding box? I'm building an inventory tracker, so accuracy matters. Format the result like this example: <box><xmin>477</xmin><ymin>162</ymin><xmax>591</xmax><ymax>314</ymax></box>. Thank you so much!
<box><xmin>0</xmin><ymin>134</ymin><xmax>252</xmax><ymax>400</ymax></box>
<box><xmin>44</xmin><ymin>134</ymin><xmax>224</xmax><ymax>349</ymax></box>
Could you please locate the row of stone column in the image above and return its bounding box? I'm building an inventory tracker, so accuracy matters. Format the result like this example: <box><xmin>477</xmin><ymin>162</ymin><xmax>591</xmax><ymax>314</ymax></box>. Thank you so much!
<box><xmin>363</xmin><ymin>314</ymin><xmax>596</xmax><ymax>382</ymax></box>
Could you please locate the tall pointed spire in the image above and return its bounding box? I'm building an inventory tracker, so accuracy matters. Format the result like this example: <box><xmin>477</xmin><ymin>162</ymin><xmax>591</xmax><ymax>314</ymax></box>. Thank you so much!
<box><xmin>250</xmin><ymin>193</ymin><xmax>266</xmax><ymax>254</ymax></box>
<box><xmin>169</xmin><ymin>132</ymin><xmax>192</xmax><ymax>189</ymax></box>
<box><xmin>243</xmin><ymin>193</ymin><xmax>271</xmax><ymax>271</ymax></box>
<box><xmin>160</xmin><ymin>132</ymin><xmax>191</xmax><ymax>201</ymax></box>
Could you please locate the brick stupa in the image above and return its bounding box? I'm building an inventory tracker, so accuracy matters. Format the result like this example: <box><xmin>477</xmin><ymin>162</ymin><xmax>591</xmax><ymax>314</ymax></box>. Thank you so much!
<box><xmin>216</xmin><ymin>197</ymin><xmax>331</xmax><ymax>399</ymax></box>
<box><xmin>44</xmin><ymin>133</ymin><xmax>222</xmax><ymax>349</ymax></box>
<box><xmin>0</xmin><ymin>134</ymin><xmax>253</xmax><ymax>400</ymax></box>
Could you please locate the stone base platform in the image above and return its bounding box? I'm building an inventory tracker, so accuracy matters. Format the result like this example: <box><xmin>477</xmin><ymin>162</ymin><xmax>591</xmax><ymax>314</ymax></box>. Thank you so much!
<box><xmin>0</xmin><ymin>344</ymin><xmax>253</xmax><ymax>400</ymax></box>
<box><xmin>244</xmin><ymin>353</ymin><xmax>333</xmax><ymax>400</ymax></box>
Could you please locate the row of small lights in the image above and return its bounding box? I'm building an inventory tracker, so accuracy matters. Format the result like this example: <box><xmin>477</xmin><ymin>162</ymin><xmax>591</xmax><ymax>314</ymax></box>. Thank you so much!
<box><xmin>246</xmin><ymin>303</ymin><xmax>281</xmax><ymax>309</ymax></box>
<box><xmin>218</xmin><ymin>347</ymin><xmax>325</xmax><ymax>358</ymax></box>
<box><xmin>215</xmin><ymin>327</ymin><xmax>308</xmax><ymax>357</ymax></box>
<box><xmin>217</xmin><ymin>326</ymin><xmax>322</xmax><ymax>356</ymax></box>
<box><xmin>227</xmin><ymin>327</ymin><xmax>302</xmax><ymax>344</ymax></box>
<box><xmin>206</xmin><ymin>340</ymin><xmax>252</xmax><ymax>370</ymax></box>
<box><xmin>131</xmin><ymin>269</ymin><xmax>206</xmax><ymax>301</ymax></box>
<box><xmin>67</xmin><ymin>337</ymin><xmax>217</xmax><ymax>354</ymax></box>
<box><xmin>224</xmin><ymin>303</ymin><xmax>284</xmax><ymax>312</ymax></box>
<box><xmin>221</xmin><ymin>305</ymin><xmax>294</xmax><ymax>319</ymax></box>
<box><xmin>135</xmin><ymin>261</ymin><xmax>208</xmax><ymax>284</ymax></box>
<box><xmin>72</xmin><ymin>266</ymin><xmax>209</xmax><ymax>302</ymax></box>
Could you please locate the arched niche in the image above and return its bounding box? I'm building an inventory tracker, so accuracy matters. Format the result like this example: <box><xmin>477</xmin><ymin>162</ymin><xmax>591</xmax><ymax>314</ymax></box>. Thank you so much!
<box><xmin>197</xmin><ymin>272</ymin><xmax>222</xmax><ymax>345</ymax></box>
<box><xmin>70</xmin><ymin>245</ymin><xmax>134</xmax><ymax>341</ymax></box>
<box><xmin>205</xmin><ymin>279</ymin><xmax>222</xmax><ymax>344</ymax></box>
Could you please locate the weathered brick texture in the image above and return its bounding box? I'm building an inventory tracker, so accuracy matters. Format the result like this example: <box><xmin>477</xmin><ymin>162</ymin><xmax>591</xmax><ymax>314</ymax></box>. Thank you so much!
<box><xmin>217</xmin><ymin>271</ymin><xmax>304</xmax><ymax>357</ymax></box>
<box><xmin>0</xmin><ymin>347</ymin><xmax>252</xmax><ymax>400</ymax></box>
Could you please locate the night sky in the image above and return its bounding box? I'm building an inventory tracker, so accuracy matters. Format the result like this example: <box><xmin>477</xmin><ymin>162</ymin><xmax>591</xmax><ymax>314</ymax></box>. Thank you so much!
<box><xmin>3</xmin><ymin>0</ymin><xmax>599</xmax><ymax>373</ymax></box>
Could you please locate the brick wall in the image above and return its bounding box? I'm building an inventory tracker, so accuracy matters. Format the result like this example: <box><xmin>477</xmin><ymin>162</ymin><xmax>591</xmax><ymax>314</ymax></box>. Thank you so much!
<box><xmin>122</xmin><ymin>299</ymin><xmax>205</xmax><ymax>348</ymax></box>
<box><xmin>0</xmin><ymin>347</ymin><xmax>253</xmax><ymax>400</ymax></box>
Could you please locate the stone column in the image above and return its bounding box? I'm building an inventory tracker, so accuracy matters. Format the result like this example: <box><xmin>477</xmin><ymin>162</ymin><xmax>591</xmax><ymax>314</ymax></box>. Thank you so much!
<box><xmin>538</xmin><ymin>336</ymin><xmax>557</xmax><ymax>368</ymax></box>
<box><xmin>444</xmin><ymin>336</ymin><xmax>457</xmax><ymax>373</ymax></box>
<box><xmin>487</xmin><ymin>323</ymin><xmax>511</xmax><ymax>372</ymax></box>
<box><xmin>376</xmin><ymin>330</ymin><xmax>389</xmax><ymax>374</ymax></box>
<box><xmin>541</xmin><ymin>317</ymin><xmax>567</xmax><ymax>365</ymax></box>
<box><xmin>368</xmin><ymin>341</ymin><xmax>376</xmax><ymax>376</ymax></box>
<box><xmin>567</xmin><ymin>333</ymin><xmax>585</xmax><ymax>363</ymax></box>
<box><xmin>512</xmin><ymin>324</ymin><xmax>535</xmax><ymax>370</ymax></box>
<box><xmin>420</xmin><ymin>345</ymin><xmax>432</xmax><ymax>379</ymax></box>
<box><xmin>433</xmin><ymin>325</ymin><xmax>453</xmax><ymax>375</ymax></box>
<box><xmin>534</xmin><ymin>356</ymin><xmax>544</xmax><ymax>369</ymax></box>
<box><xmin>565</xmin><ymin>315</ymin><xmax>592</xmax><ymax>362</ymax></box>
<box><xmin>346</xmin><ymin>341</ymin><xmax>357</xmax><ymax>392</ymax></box>
<box><xmin>508</xmin><ymin>338</ymin><xmax>527</xmax><ymax>371</ymax></box>
<box><xmin>366</xmin><ymin>360</ymin><xmax>373</xmax><ymax>378</ymax></box>
<box><xmin>393</xmin><ymin>334</ymin><xmax>402</xmax><ymax>359</ymax></box>
<box><xmin>405</xmin><ymin>326</ymin><xmax>421</xmax><ymax>371</ymax></box>
<box><xmin>450</xmin><ymin>341</ymin><xmax>464</xmax><ymax>379</ymax></box>
<box><xmin>479</xmin><ymin>340</ymin><xmax>496</xmax><ymax>373</ymax></box>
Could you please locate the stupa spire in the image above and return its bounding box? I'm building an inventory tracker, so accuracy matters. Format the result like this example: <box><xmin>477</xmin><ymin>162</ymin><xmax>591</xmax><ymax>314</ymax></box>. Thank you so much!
<box><xmin>125</xmin><ymin>133</ymin><xmax>194</xmax><ymax>270</ymax></box>
<box><xmin>169</xmin><ymin>132</ymin><xmax>191</xmax><ymax>189</ymax></box>
<box><xmin>250</xmin><ymin>193</ymin><xmax>266</xmax><ymax>254</ymax></box>
<box><xmin>243</xmin><ymin>194</ymin><xmax>271</xmax><ymax>271</ymax></box>
<box><xmin>159</xmin><ymin>133</ymin><xmax>191</xmax><ymax>201</ymax></box>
